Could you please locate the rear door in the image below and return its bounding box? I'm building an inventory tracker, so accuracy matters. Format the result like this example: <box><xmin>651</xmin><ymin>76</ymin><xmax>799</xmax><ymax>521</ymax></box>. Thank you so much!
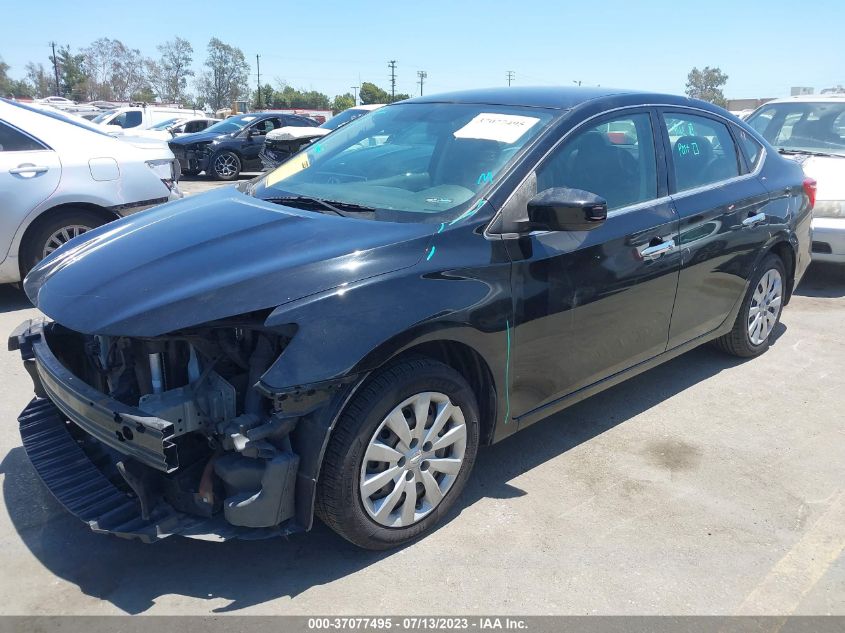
<box><xmin>658</xmin><ymin>109</ymin><xmax>772</xmax><ymax>347</ymax></box>
<box><xmin>506</xmin><ymin>109</ymin><xmax>681</xmax><ymax>422</ymax></box>
<box><xmin>0</xmin><ymin>121</ymin><xmax>61</xmax><ymax>261</ymax></box>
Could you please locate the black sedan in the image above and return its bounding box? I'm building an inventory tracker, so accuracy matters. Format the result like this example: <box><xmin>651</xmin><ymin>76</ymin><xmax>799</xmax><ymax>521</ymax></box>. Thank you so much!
<box><xmin>13</xmin><ymin>87</ymin><xmax>812</xmax><ymax>550</ymax></box>
<box><xmin>168</xmin><ymin>111</ymin><xmax>318</xmax><ymax>180</ymax></box>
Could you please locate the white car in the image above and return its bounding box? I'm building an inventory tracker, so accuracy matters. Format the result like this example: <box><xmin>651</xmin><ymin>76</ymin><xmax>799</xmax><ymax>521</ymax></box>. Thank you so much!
<box><xmin>747</xmin><ymin>94</ymin><xmax>845</xmax><ymax>263</ymax></box>
<box><xmin>92</xmin><ymin>105</ymin><xmax>204</xmax><ymax>133</ymax></box>
<box><xmin>261</xmin><ymin>104</ymin><xmax>386</xmax><ymax>169</ymax></box>
<box><xmin>0</xmin><ymin>98</ymin><xmax>182</xmax><ymax>282</ymax></box>
<box><xmin>35</xmin><ymin>96</ymin><xmax>76</xmax><ymax>108</ymax></box>
<box><xmin>126</xmin><ymin>116</ymin><xmax>221</xmax><ymax>141</ymax></box>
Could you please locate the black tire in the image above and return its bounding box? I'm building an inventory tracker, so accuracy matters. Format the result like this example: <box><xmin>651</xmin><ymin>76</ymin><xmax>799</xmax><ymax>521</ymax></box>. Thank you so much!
<box><xmin>21</xmin><ymin>209</ymin><xmax>107</xmax><ymax>278</ymax></box>
<box><xmin>210</xmin><ymin>150</ymin><xmax>241</xmax><ymax>181</ymax></box>
<box><xmin>316</xmin><ymin>357</ymin><xmax>480</xmax><ymax>550</ymax></box>
<box><xmin>713</xmin><ymin>253</ymin><xmax>786</xmax><ymax>357</ymax></box>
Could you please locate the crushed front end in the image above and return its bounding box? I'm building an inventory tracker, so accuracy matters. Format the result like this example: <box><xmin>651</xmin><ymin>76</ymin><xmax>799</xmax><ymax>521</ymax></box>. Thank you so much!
<box><xmin>10</xmin><ymin>316</ymin><xmax>310</xmax><ymax>543</ymax></box>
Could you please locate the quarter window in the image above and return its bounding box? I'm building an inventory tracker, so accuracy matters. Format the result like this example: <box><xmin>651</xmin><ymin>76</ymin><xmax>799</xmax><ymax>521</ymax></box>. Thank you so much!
<box><xmin>536</xmin><ymin>112</ymin><xmax>657</xmax><ymax>211</ymax></box>
<box><xmin>663</xmin><ymin>113</ymin><xmax>739</xmax><ymax>191</ymax></box>
<box><xmin>734</xmin><ymin>126</ymin><xmax>763</xmax><ymax>171</ymax></box>
<box><xmin>0</xmin><ymin>122</ymin><xmax>46</xmax><ymax>151</ymax></box>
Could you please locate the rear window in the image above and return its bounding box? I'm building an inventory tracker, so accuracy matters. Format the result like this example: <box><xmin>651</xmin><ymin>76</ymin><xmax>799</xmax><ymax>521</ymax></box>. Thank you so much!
<box><xmin>746</xmin><ymin>101</ymin><xmax>845</xmax><ymax>156</ymax></box>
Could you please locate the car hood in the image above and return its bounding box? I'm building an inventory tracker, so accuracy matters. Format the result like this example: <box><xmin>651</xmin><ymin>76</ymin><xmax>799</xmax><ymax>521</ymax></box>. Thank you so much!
<box><xmin>24</xmin><ymin>187</ymin><xmax>432</xmax><ymax>337</ymax></box>
<box><xmin>169</xmin><ymin>130</ymin><xmax>232</xmax><ymax>146</ymax></box>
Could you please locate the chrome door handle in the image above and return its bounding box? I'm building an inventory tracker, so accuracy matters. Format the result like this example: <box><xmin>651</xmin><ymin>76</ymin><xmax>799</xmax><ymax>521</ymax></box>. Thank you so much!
<box><xmin>640</xmin><ymin>239</ymin><xmax>675</xmax><ymax>260</ymax></box>
<box><xmin>9</xmin><ymin>164</ymin><xmax>49</xmax><ymax>175</ymax></box>
<box><xmin>742</xmin><ymin>212</ymin><xmax>766</xmax><ymax>228</ymax></box>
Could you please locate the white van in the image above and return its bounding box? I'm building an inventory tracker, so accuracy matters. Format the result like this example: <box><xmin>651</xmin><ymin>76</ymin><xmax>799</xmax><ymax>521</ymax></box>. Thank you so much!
<box><xmin>0</xmin><ymin>98</ymin><xmax>182</xmax><ymax>282</ymax></box>
<box><xmin>92</xmin><ymin>105</ymin><xmax>204</xmax><ymax>133</ymax></box>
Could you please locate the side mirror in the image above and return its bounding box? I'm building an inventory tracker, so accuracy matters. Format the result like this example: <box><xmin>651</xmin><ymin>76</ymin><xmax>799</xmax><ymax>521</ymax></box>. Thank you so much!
<box><xmin>526</xmin><ymin>187</ymin><xmax>608</xmax><ymax>232</ymax></box>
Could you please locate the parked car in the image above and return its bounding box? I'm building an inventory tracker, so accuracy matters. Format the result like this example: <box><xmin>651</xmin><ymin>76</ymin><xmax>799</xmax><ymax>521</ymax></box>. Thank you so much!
<box><xmin>168</xmin><ymin>111</ymin><xmax>318</xmax><ymax>180</ymax></box>
<box><xmin>746</xmin><ymin>95</ymin><xmax>845</xmax><ymax>263</ymax></box>
<box><xmin>92</xmin><ymin>105</ymin><xmax>204</xmax><ymax>132</ymax></box>
<box><xmin>0</xmin><ymin>98</ymin><xmax>182</xmax><ymax>282</ymax></box>
<box><xmin>12</xmin><ymin>87</ymin><xmax>812</xmax><ymax>550</ymax></box>
<box><xmin>126</xmin><ymin>116</ymin><xmax>221</xmax><ymax>142</ymax></box>
<box><xmin>260</xmin><ymin>104</ymin><xmax>385</xmax><ymax>170</ymax></box>
<box><xmin>35</xmin><ymin>96</ymin><xmax>76</xmax><ymax>108</ymax></box>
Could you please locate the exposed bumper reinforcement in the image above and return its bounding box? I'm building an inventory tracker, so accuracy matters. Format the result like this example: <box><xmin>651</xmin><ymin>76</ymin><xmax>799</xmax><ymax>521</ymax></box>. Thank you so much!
<box><xmin>10</xmin><ymin>319</ymin><xmax>179</xmax><ymax>473</ymax></box>
<box><xmin>18</xmin><ymin>397</ymin><xmax>249</xmax><ymax>542</ymax></box>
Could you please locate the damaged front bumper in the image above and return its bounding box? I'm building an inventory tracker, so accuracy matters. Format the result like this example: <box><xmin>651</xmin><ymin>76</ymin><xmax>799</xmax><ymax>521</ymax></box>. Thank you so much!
<box><xmin>9</xmin><ymin>318</ymin><xmax>302</xmax><ymax>543</ymax></box>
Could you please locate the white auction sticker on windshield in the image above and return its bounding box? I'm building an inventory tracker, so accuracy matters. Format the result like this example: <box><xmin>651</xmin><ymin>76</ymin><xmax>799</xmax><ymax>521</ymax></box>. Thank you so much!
<box><xmin>454</xmin><ymin>113</ymin><xmax>540</xmax><ymax>144</ymax></box>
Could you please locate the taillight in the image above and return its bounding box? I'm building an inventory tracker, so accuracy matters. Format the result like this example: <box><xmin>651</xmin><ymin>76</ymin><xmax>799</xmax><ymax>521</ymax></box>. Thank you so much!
<box><xmin>803</xmin><ymin>177</ymin><xmax>817</xmax><ymax>209</ymax></box>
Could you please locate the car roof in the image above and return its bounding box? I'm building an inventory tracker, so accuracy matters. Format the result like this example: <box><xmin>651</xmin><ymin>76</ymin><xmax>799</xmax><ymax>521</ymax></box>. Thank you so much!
<box><xmin>760</xmin><ymin>94</ymin><xmax>845</xmax><ymax>105</ymax></box>
<box><xmin>403</xmin><ymin>86</ymin><xmax>649</xmax><ymax>109</ymax></box>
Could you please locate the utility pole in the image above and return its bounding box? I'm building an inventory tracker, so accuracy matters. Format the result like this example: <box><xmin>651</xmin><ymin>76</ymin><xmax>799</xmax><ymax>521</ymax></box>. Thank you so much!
<box><xmin>506</xmin><ymin>70</ymin><xmax>515</xmax><ymax>87</ymax></box>
<box><xmin>417</xmin><ymin>70</ymin><xmax>427</xmax><ymax>96</ymax></box>
<box><xmin>256</xmin><ymin>54</ymin><xmax>261</xmax><ymax>109</ymax></box>
<box><xmin>388</xmin><ymin>60</ymin><xmax>397</xmax><ymax>102</ymax></box>
<box><xmin>50</xmin><ymin>41</ymin><xmax>60</xmax><ymax>96</ymax></box>
<box><xmin>351</xmin><ymin>85</ymin><xmax>359</xmax><ymax>106</ymax></box>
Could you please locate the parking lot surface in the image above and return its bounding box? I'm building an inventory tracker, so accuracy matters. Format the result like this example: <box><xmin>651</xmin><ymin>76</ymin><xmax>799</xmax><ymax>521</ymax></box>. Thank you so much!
<box><xmin>0</xmin><ymin>238</ymin><xmax>842</xmax><ymax>613</ymax></box>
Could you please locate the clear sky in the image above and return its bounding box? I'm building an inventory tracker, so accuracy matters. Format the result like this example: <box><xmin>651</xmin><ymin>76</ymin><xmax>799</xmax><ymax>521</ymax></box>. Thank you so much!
<box><xmin>2</xmin><ymin>0</ymin><xmax>843</xmax><ymax>101</ymax></box>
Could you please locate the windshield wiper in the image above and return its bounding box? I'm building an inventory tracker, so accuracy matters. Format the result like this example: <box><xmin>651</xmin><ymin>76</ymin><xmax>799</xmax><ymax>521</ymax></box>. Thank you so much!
<box><xmin>262</xmin><ymin>195</ymin><xmax>346</xmax><ymax>216</ymax></box>
<box><xmin>778</xmin><ymin>148</ymin><xmax>845</xmax><ymax>158</ymax></box>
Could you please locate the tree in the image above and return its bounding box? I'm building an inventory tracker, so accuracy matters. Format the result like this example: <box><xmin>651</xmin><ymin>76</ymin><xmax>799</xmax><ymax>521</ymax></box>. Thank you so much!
<box><xmin>26</xmin><ymin>63</ymin><xmax>52</xmax><ymax>98</ymax></box>
<box><xmin>50</xmin><ymin>45</ymin><xmax>88</xmax><ymax>100</ymax></box>
<box><xmin>252</xmin><ymin>82</ymin><xmax>274</xmax><ymax>109</ymax></box>
<box><xmin>331</xmin><ymin>92</ymin><xmax>355</xmax><ymax>112</ymax></box>
<box><xmin>0</xmin><ymin>58</ymin><xmax>11</xmax><ymax>96</ymax></box>
<box><xmin>393</xmin><ymin>92</ymin><xmax>411</xmax><ymax>102</ymax></box>
<box><xmin>359</xmin><ymin>81</ymin><xmax>389</xmax><ymax>105</ymax></box>
<box><xmin>195</xmin><ymin>38</ymin><xmax>249</xmax><ymax>111</ymax></box>
<box><xmin>110</xmin><ymin>42</ymin><xmax>149</xmax><ymax>101</ymax></box>
<box><xmin>147</xmin><ymin>37</ymin><xmax>194</xmax><ymax>103</ymax></box>
<box><xmin>685</xmin><ymin>66</ymin><xmax>728</xmax><ymax>107</ymax></box>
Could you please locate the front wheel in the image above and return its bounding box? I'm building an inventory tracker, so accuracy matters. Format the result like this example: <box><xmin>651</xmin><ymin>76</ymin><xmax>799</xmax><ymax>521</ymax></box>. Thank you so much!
<box><xmin>21</xmin><ymin>209</ymin><xmax>107</xmax><ymax>278</ymax></box>
<box><xmin>316</xmin><ymin>357</ymin><xmax>480</xmax><ymax>549</ymax></box>
<box><xmin>210</xmin><ymin>151</ymin><xmax>241</xmax><ymax>181</ymax></box>
<box><xmin>713</xmin><ymin>253</ymin><xmax>786</xmax><ymax>357</ymax></box>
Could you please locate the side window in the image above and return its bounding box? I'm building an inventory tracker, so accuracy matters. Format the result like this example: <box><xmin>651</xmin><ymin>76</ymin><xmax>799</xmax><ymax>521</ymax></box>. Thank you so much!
<box><xmin>663</xmin><ymin>113</ymin><xmax>739</xmax><ymax>192</ymax></box>
<box><xmin>124</xmin><ymin>111</ymin><xmax>143</xmax><ymax>128</ymax></box>
<box><xmin>0</xmin><ymin>122</ymin><xmax>46</xmax><ymax>151</ymax></box>
<box><xmin>734</xmin><ymin>126</ymin><xmax>763</xmax><ymax>171</ymax></box>
<box><xmin>536</xmin><ymin>112</ymin><xmax>657</xmax><ymax>211</ymax></box>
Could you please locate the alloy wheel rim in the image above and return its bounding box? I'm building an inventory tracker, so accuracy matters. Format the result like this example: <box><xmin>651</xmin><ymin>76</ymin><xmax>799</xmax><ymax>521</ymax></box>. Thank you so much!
<box><xmin>214</xmin><ymin>153</ymin><xmax>237</xmax><ymax>177</ymax></box>
<box><xmin>748</xmin><ymin>268</ymin><xmax>782</xmax><ymax>346</ymax></box>
<box><xmin>359</xmin><ymin>391</ymin><xmax>467</xmax><ymax>528</ymax></box>
<box><xmin>42</xmin><ymin>225</ymin><xmax>90</xmax><ymax>258</ymax></box>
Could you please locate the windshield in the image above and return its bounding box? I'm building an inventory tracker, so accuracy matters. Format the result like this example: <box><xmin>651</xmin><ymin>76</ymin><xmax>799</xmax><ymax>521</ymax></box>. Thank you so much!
<box><xmin>747</xmin><ymin>101</ymin><xmax>845</xmax><ymax>156</ymax></box>
<box><xmin>149</xmin><ymin>117</ymin><xmax>182</xmax><ymax>130</ymax></box>
<box><xmin>322</xmin><ymin>108</ymin><xmax>372</xmax><ymax>131</ymax></box>
<box><xmin>251</xmin><ymin>103</ymin><xmax>555</xmax><ymax>223</ymax></box>
<box><xmin>91</xmin><ymin>110</ymin><xmax>113</xmax><ymax>124</ymax></box>
<box><xmin>202</xmin><ymin>114</ymin><xmax>257</xmax><ymax>135</ymax></box>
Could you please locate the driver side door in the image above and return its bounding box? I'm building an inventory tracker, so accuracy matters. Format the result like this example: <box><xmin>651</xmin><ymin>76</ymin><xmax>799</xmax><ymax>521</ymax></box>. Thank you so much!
<box><xmin>242</xmin><ymin>117</ymin><xmax>281</xmax><ymax>169</ymax></box>
<box><xmin>504</xmin><ymin>108</ymin><xmax>681</xmax><ymax>426</ymax></box>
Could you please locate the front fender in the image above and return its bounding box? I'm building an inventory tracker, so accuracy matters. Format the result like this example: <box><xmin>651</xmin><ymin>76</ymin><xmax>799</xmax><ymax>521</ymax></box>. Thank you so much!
<box><xmin>260</xmin><ymin>229</ymin><xmax>514</xmax><ymax>530</ymax></box>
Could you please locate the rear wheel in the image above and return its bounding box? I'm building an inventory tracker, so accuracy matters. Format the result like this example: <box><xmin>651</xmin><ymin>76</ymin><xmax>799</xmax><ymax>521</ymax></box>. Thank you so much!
<box><xmin>713</xmin><ymin>254</ymin><xmax>786</xmax><ymax>357</ymax></box>
<box><xmin>21</xmin><ymin>209</ymin><xmax>107</xmax><ymax>278</ymax></box>
<box><xmin>316</xmin><ymin>357</ymin><xmax>480</xmax><ymax>549</ymax></box>
<box><xmin>210</xmin><ymin>151</ymin><xmax>241</xmax><ymax>181</ymax></box>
